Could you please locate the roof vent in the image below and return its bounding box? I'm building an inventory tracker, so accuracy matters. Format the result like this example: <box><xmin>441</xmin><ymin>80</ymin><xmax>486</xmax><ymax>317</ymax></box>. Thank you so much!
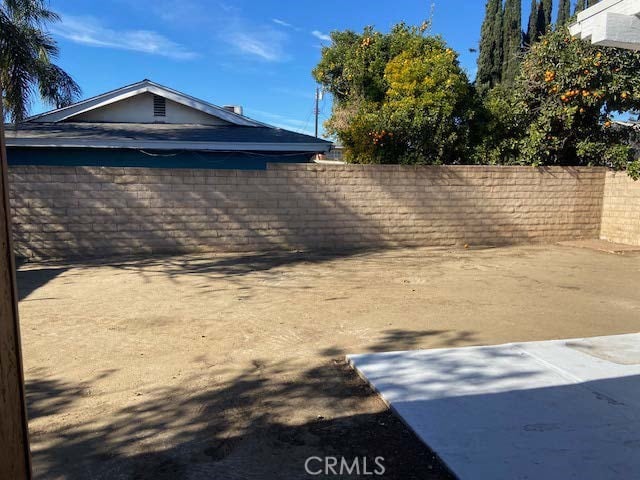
<box><xmin>153</xmin><ymin>95</ymin><xmax>166</xmax><ymax>117</ymax></box>
<box><xmin>223</xmin><ymin>105</ymin><xmax>243</xmax><ymax>116</ymax></box>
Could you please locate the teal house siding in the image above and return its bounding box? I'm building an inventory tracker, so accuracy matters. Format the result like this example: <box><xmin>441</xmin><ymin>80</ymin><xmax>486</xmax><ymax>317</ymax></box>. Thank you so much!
<box><xmin>7</xmin><ymin>148</ymin><xmax>314</xmax><ymax>170</ymax></box>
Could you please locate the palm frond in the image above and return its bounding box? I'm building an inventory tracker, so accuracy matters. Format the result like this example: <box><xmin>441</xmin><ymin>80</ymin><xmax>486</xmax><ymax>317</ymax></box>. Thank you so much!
<box><xmin>0</xmin><ymin>8</ymin><xmax>35</xmax><ymax>122</ymax></box>
<box><xmin>36</xmin><ymin>62</ymin><xmax>81</xmax><ymax>109</ymax></box>
<box><xmin>1</xmin><ymin>0</ymin><xmax>79</xmax><ymax>123</ymax></box>
<box><xmin>4</xmin><ymin>0</ymin><xmax>60</xmax><ymax>24</ymax></box>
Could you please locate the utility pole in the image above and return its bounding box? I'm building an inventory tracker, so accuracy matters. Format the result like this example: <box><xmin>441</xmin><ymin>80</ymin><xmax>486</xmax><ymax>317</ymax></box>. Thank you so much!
<box><xmin>314</xmin><ymin>86</ymin><xmax>321</xmax><ymax>138</ymax></box>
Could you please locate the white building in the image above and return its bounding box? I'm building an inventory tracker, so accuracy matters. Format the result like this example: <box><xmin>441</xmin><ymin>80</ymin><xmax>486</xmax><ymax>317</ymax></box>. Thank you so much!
<box><xmin>570</xmin><ymin>0</ymin><xmax>640</xmax><ymax>50</ymax></box>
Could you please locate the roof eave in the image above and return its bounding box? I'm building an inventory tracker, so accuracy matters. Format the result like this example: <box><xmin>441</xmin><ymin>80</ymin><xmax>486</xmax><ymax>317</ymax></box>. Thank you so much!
<box><xmin>25</xmin><ymin>80</ymin><xmax>271</xmax><ymax>128</ymax></box>
<box><xmin>5</xmin><ymin>138</ymin><xmax>332</xmax><ymax>153</ymax></box>
<box><xmin>570</xmin><ymin>0</ymin><xmax>640</xmax><ymax>50</ymax></box>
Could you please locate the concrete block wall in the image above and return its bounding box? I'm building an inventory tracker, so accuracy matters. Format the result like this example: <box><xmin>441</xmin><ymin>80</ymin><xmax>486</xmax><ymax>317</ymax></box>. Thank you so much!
<box><xmin>8</xmin><ymin>164</ymin><xmax>606</xmax><ymax>259</ymax></box>
<box><xmin>600</xmin><ymin>171</ymin><xmax>640</xmax><ymax>246</ymax></box>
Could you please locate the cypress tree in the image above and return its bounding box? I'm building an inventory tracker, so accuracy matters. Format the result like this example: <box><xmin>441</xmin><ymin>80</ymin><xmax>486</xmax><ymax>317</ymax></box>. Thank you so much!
<box><xmin>574</xmin><ymin>0</ymin><xmax>586</xmax><ymax>14</ymax></box>
<box><xmin>587</xmin><ymin>0</ymin><xmax>599</xmax><ymax>6</ymax></box>
<box><xmin>536</xmin><ymin>1</ymin><xmax>547</xmax><ymax>39</ymax></box>
<box><xmin>476</xmin><ymin>0</ymin><xmax>504</xmax><ymax>94</ymax></box>
<box><xmin>526</xmin><ymin>0</ymin><xmax>539</xmax><ymax>45</ymax></box>
<box><xmin>493</xmin><ymin>2</ymin><xmax>504</xmax><ymax>85</ymax></box>
<box><xmin>557</xmin><ymin>0</ymin><xmax>570</xmax><ymax>25</ymax></box>
<box><xmin>502</xmin><ymin>0</ymin><xmax>522</xmax><ymax>84</ymax></box>
<box><xmin>542</xmin><ymin>0</ymin><xmax>553</xmax><ymax>26</ymax></box>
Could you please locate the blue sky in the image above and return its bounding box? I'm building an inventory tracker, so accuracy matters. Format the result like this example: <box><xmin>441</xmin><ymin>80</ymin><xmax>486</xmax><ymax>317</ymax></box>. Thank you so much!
<box><xmin>40</xmin><ymin>0</ymin><xmax>531</xmax><ymax>135</ymax></box>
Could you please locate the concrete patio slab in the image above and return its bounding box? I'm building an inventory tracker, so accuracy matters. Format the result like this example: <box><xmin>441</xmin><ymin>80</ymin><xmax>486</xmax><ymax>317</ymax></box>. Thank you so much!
<box><xmin>348</xmin><ymin>333</ymin><xmax>640</xmax><ymax>480</ymax></box>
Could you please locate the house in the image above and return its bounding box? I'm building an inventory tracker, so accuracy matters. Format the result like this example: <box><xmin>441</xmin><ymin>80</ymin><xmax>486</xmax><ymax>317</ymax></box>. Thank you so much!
<box><xmin>313</xmin><ymin>142</ymin><xmax>345</xmax><ymax>164</ymax></box>
<box><xmin>4</xmin><ymin>79</ymin><xmax>331</xmax><ymax>169</ymax></box>
<box><xmin>570</xmin><ymin>0</ymin><xmax>640</xmax><ymax>50</ymax></box>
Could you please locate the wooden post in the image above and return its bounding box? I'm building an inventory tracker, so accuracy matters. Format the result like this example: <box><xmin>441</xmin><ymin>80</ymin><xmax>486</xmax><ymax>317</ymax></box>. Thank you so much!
<box><xmin>0</xmin><ymin>109</ymin><xmax>32</xmax><ymax>478</ymax></box>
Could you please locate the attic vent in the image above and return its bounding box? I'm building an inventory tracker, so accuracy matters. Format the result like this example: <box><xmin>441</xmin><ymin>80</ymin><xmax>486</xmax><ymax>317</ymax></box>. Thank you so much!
<box><xmin>153</xmin><ymin>95</ymin><xmax>166</xmax><ymax>117</ymax></box>
<box><xmin>223</xmin><ymin>105</ymin><xmax>243</xmax><ymax>116</ymax></box>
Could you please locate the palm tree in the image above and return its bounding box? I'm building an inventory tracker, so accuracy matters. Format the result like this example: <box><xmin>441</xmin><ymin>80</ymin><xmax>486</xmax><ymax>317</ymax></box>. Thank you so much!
<box><xmin>0</xmin><ymin>0</ymin><xmax>80</xmax><ymax>124</ymax></box>
<box><xmin>0</xmin><ymin>1</ymin><xmax>79</xmax><ymax>257</ymax></box>
<box><xmin>0</xmin><ymin>6</ymin><xmax>74</xmax><ymax>459</ymax></box>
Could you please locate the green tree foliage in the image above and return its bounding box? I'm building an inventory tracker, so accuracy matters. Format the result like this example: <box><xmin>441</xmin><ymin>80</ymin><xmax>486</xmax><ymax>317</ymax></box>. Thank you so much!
<box><xmin>527</xmin><ymin>1</ymin><xmax>549</xmax><ymax>47</ymax></box>
<box><xmin>542</xmin><ymin>0</ymin><xmax>553</xmax><ymax>26</ymax></box>
<box><xmin>477</xmin><ymin>0</ymin><xmax>504</xmax><ymax>94</ymax></box>
<box><xmin>502</xmin><ymin>0</ymin><xmax>522</xmax><ymax>85</ymax></box>
<box><xmin>313</xmin><ymin>24</ymin><xmax>478</xmax><ymax>165</ymax></box>
<box><xmin>477</xmin><ymin>27</ymin><xmax>640</xmax><ymax>178</ymax></box>
<box><xmin>473</xmin><ymin>84</ymin><xmax>529</xmax><ymax>164</ymax></box>
<box><xmin>557</xmin><ymin>0</ymin><xmax>571</xmax><ymax>26</ymax></box>
<box><xmin>535</xmin><ymin>2</ymin><xmax>548</xmax><ymax>40</ymax></box>
<box><xmin>574</xmin><ymin>0</ymin><xmax>599</xmax><ymax>15</ymax></box>
<box><xmin>0</xmin><ymin>0</ymin><xmax>80</xmax><ymax>123</ymax></box>
<box><xmin>526</xmin><ymin>0</ymin><xmax>539</xmax><ymax>45</ymax></box>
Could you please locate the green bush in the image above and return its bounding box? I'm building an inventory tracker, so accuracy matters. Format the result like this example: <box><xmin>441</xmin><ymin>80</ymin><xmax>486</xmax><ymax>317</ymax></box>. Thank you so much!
<box><xmin>313</xmin><ymin>24</ymin><xmax>479</xmax><ymax>165</ymax></box>
<box><xmin>314</xmin><ymin>24</ymin><xmax>640</xmax><ymax>178</ymax></box>
<box><xmin>477</xmin><ymin>27</ymin><xmax>640</xmax><ymax>178</ymax></box>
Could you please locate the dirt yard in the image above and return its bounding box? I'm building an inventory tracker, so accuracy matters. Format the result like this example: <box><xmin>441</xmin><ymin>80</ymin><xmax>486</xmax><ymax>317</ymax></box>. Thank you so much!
<box><xmin>17</xmin><ymin>244</ymin><xmax>640</xmax><ymax>479</ymax></box>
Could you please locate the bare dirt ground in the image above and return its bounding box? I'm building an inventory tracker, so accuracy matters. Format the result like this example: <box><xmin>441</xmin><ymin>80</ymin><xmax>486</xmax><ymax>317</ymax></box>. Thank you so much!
<box><xmin>17</xmin><ymin>244</ymin><xmax>640</xmax><ymax>479</ymax></box>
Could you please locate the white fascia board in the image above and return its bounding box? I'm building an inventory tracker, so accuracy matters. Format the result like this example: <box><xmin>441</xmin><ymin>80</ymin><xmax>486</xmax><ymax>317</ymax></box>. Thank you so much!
<box><xmin>25</xmin><ymin>81</ymin><xmax>144</xmax><ymax>122</ymax></box>
<box><xmin>5</xmin><ymin>138</ymin><xmax>331</xmax><ymax>153</ymax></box>
<box><xmin>591</xmin><ymin>12</ymin><xmax>640</xmax><ymax>50</ymax></box>
<box><xmin>26</xmin><ymin>80</ymin><xmax>269</xmax><ymax>127</ymax></box>
<box><xmin>576</xmin><ymin>0</ymin><xmax>640</xmax><ymax>22</ymax></box>
<box><xmin>571</xmin><ymin>0</ymin><xmax>640</xmax><ymax>45</ymax></box>
<box><xmin>47</xmin><ymin>87</ymin><xmax>149</xmax><ymax>122</ymax></box>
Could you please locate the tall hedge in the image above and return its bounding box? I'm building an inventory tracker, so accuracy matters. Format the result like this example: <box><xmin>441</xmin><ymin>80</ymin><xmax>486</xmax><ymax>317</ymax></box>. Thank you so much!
<box><xmin>502</xmin><ymin>0</ymin><xmax>523</xmax><ymax>85</ymax></box>
<box><xmin>477</xmin><ymin>0</ymin><xmax>504</xmax><ymax>94</ymax></box>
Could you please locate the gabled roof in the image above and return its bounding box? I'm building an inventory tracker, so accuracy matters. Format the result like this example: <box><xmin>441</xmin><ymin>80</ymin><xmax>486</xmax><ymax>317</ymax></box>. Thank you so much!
<box><xmin>5</xmin><ymin>123</ymin><xmax>332</xmax><ymax>152</ymax></box>
<box><xmin>10</xmin><ymin>80</ymin><xmax>331</xmax><ymax>153</ymax></box>
<box><xmin>26</xmin><ymin>79</ymin><xmax>268</xmax><ymax>127</ymax></box>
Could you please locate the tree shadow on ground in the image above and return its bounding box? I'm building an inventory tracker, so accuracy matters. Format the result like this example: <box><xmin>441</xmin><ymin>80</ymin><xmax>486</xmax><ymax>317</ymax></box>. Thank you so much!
<box><xmin>22</xmin><ymin>249</ymin><xmax>380</xmax><ymax>280</ymax></box>
<box><xmin>27</xmin><ymin>359</ymin><xmax>455</xmax><ymax>480</ymax></box>
<box><xmin>319</xmin><ymin>329</ymin><xmax>479</xmax><ymax>358</ymax></box>
<box><xmin>16</xmin><ymin>267</ymin><xmax>67</xmax><ymax>300</ymax></box>
<box><xmin>25</xmin><ymin>329</ymin><xmax>488</xmax><ymax>479</ymax></box>
<box><xmin>128</xmin><ymin>251</ymin><xmax>368</xmax><ymax>284</ymax></box>
<box><xmin>25</xmin><ymin>369</ymin><xmax>116</xmax><ymax>421</ymax></box>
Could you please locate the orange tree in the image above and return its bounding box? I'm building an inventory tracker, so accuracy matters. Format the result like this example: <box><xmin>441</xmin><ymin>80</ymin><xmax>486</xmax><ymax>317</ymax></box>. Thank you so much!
<box><xmin>478</xmin><ymin>27</ymin><xmax>640</xmax><ymax>178</ymax></box>
<box><xmin>313</xmin><ymin>24</ymin><xmax>479</xmax><ymax>164</ymax></box>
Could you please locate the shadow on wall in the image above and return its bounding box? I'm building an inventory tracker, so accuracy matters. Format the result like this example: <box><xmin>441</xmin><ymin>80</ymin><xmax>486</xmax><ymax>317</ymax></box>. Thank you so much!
<box><xmin>26</xmin><ymin>358</ymin><xmax>455</xmax><ymax>480</ymax></box>
<box><xmin>9</xmin><ymin>165</ymin><xmax>390</xmax><ymax>260</ymax></box>
<box><xmin>7</xmin><ymin>164</ymin><xmax>605</xmax><ymax>260</ymax></box>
